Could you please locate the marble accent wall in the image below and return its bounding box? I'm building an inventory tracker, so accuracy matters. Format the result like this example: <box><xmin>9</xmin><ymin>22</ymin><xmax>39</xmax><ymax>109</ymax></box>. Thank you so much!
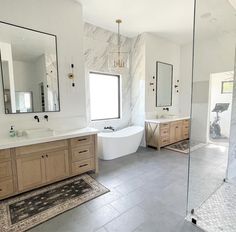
<box><xmin>130</xmin><ymin>35</ymin><xmax>146</xmax><ymax>127</ymax></box>
<box><xmin>84</xmin><ymin>23</ymin><xmax>132</xmax><ymax>131</ymax></box>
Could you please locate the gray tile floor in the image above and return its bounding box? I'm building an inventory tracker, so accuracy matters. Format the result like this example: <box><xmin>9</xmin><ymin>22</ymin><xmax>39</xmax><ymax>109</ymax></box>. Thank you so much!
<box><xmin>28</xmin><ymin>145</ymin><xmax>228</xmax><ymax>232</ymax></box>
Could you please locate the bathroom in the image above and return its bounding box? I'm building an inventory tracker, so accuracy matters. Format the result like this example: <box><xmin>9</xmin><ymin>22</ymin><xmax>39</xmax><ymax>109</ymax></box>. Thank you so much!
<box><xmin>0</xmin><ymin>0</ymin><xmax>235</xmax><ymax>232</ymax></box>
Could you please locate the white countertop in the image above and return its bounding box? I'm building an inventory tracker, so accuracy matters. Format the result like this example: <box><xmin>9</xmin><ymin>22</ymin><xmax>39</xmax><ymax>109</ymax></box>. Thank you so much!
<box><xmin>0</xmin><ymin>127</ymin><xmax>98</xmax><ymax>150</ymax></box>
<box><xmin>145</xmin><ymin>116</ymin><xmax>190</xmax><ymax>124</ymax></box>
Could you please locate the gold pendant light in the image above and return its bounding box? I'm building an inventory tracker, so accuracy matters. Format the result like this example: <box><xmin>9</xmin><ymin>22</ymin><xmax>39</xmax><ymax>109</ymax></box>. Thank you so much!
<box><xmin>108</xmin><ymin>19</ymin><xmax>129</xmax><ymax>71</ymax></box>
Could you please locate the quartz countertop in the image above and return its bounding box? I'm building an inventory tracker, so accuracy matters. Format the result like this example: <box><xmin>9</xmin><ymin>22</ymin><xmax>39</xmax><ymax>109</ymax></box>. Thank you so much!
<box><xmin>0</xmin><ymin>127</ymin><xmax>98</xmax><ymax>150</ymax></box>
<box><xmin>145</xmin><ymin>116</ymin><xmax>190</xmax><ymax>124</ymax></box>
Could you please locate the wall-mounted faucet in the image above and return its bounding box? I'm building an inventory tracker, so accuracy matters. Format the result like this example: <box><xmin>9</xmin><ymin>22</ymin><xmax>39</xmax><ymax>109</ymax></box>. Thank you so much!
<box><xmin>104</xmin><ymin>126</ymin><xmax>115</xmax><ymax>131</ymax></box>
<box><xmin>34</xmin><ymin>115</ymin><xmax>40</xmax><ymax>123</ymax></box>
<box><xmin>163</xmin><ymin>107</ymin><xmax>169</xmax><ymax>112</ymax></box>
<box><xmin>44</xmin><ymin>115</ymin><xmax>49</xmax><ymax>121</ymax></box>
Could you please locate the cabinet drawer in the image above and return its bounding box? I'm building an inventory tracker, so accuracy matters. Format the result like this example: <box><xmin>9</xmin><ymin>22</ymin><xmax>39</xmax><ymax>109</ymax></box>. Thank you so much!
<box><xmin>0</xmin><ymin>179</ymin><xmax>14</xmax><ymax>198</ymax></box>
<box><xmin>0</xmin><ymin>161</ymin><xmax>12</xmax><ymax>180</ymax></box>
<box><xmin>183</xmin><ymin>119</ymin><xmax>190</xmax><ymax>126</ymax></box>
<box><xmin>16</xmin><ymin>140</ymin><xmax>68</xmax><ymax>155</ymax></box>
<box><xmin>71</xmin><ymin>136</ymin><xmax>93</xmax><ymax>147</ymax></box>
<box><xmin>72</xmin><ymin>159</ymin><xmax>94</xmax><ymax>175</ymax></box>
<box><xmin>160</xmin><ymin>138</ymin><xmax>170</xmax><ymax>147</ymax></box>
<box><xmin>72</xmin><ymin>145</ymin><xmax>94</xmax><ymax>162</ymax></box>
<box><xmin>183</xmin><ymin>132</ymin><xmax>189</xmax><ymax>139</ymax></box>
<box><xmin>160</xmin><ymin>128</ymin><xmax>169</xmax><ymax>137</ymax></box>
<box><xmin>0</xmin><ymin>149</ymin><xmax>11</xmax><ymax>162</ymax></box>
<box><xmin>160</xmin><ymin>123</ymin><xmax>170</xmax><ymax>130</ymax></box>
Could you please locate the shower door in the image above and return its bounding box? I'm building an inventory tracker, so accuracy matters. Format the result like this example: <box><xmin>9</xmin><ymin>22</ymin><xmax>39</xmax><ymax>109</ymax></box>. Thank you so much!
<box><xmin>187</xmin><ymin>0</ymin><xmax>236</xmax><ymax>216</ymax></box>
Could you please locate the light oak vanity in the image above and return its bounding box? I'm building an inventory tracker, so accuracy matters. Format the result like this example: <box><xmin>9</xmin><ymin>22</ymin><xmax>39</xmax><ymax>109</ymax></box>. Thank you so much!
<box><xmin>0</xmin><ymin>130</ymin><xmax>98</xmax><ymax>200</ymax></box>
<box><xmin>145</xmin><ymin>117</ymin><xmax>190</xmax><ymax>150</ymax></box>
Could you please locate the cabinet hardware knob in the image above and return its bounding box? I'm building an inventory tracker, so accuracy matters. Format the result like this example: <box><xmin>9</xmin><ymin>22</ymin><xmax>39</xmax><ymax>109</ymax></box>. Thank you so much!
<box><xmin>42</xmin><ymin>155</ymin><xmax>44</xmax><ymax>158</ymax></box>
<box><xmin>46</xmin><ymin>154</ymin><xmax>48</xmax><ymax>158</ymax></box>
<box><xmin>0</xmin><ymin>189</ymin><xmax>2</xmax><ymax>191</ymax></box>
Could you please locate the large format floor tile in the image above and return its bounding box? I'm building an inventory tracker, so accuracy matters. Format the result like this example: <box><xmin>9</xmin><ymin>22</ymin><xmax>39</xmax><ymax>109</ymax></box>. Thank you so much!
<box><xmin>28</xmin><ymin>145</ymin><xmax>226</xmax><ymax>232</ymax></box>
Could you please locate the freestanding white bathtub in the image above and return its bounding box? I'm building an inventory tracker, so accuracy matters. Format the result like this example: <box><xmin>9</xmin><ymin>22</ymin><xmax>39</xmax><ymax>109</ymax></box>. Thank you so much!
<box><xmin>98</xmin><ymin>126</ymin><xmax>144</xmax><ymax>160</ymax></box>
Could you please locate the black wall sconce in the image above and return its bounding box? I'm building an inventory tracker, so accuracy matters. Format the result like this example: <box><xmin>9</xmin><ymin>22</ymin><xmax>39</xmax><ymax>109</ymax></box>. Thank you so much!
<box><xmin>68</xmin><ymin>64</ymin><xmax>75</xmax><ymax>87</ymax></box>
<box><xmin>175</xmin><ymin>80</ymin><xmax>179</xmax><ymax>93</ymax></box>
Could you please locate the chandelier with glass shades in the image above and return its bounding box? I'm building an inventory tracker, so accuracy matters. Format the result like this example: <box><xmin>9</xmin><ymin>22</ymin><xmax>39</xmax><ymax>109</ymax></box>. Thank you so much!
<box><xmin>108</xmin><ymin>19</ymin><xmax>129</xmax><ymax>71</ymax></box>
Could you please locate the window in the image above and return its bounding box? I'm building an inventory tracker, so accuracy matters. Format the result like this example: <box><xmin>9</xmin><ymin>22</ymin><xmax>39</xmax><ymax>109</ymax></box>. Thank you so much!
<box><xmin>89</xmin><ymin>72</ymin><xmax>121</xmax><ymax>121</ymax></box>
<box><xmin>221</xmin><ymin>81</ymin><xmax>233</xmax><ymax>94</ymax></box>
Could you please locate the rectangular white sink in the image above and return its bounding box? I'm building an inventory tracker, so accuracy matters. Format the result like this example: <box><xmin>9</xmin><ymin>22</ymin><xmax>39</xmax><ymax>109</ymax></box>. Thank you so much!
<box><xmin>24</xmin><ymin>128</ymin><xmax>55</xmax><ymax>138</ymax></box>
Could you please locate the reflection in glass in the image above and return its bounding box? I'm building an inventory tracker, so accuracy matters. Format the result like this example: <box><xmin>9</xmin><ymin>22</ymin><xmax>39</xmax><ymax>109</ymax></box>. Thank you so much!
<box><xmin>156</xmin><ymin>61</ymin><xmax>173</xmax><ymax>107</ymax></box>
<box><xmin>0</xmin><ymin>22</ymin><xmax>60</xmax><ymax>114</ymax></box>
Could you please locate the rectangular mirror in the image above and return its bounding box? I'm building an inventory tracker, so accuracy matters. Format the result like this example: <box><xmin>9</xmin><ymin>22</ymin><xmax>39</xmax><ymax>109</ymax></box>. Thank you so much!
<box><xmin>0</xmin><ymin>21</ymin><xmax>60</xmax><ymax>114</ymax></box>
<box><xmin>156</xmin><ymin>61</ymin><xmax>173</xmax><ymax>107</ymax></box>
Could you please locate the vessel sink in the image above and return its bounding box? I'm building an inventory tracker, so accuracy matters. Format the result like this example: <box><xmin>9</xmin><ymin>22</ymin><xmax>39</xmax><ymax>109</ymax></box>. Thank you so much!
<box><xmin>24</xmin><ymin>128</ymin><xmax>55</xmax><ymax>138</ymax></box>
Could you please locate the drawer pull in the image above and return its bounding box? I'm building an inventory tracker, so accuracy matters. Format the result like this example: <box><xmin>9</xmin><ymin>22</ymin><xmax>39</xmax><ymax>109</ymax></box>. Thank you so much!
<box><xmin>78</xmin><ymin>138</ymin><xmax>87</xmax><ymax>142</ymax></box>
<box><xmin>42</xmin><ymin>155</ymin><xmax>44</xmax><ymax>158</ymax></box>
<box><xmin>79</xmin><ymin>164</ymin><xmax>88</xmax><ymax>168</ymax></box>
<box><xmin>79</xmin><ymin>150</ymin><xmax>88</xmax><ymax>154</ymax></box>
<box><xmin>0</xmin><ymin>189</ymin><xmax>2</xmax><ymax>191</ymax></box>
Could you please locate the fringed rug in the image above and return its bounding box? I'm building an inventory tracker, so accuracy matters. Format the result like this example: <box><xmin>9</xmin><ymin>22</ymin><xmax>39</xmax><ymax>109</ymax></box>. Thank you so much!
<box><xmin>165</xmin><ymin>140</ymin><xmax>206</xmax><ymax>154</ymax></box>
<box><xmin>0</xmin><ymin>174</ymin><xmax>109</xmax><ymax>232</ymax></box>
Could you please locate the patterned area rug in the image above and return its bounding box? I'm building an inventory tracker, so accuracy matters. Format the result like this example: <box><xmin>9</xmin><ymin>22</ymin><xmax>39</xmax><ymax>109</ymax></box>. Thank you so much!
<box><xmin>165</xmin><ymin>140</ymin><xmax>206</xmax><ymax>154</ymax></box>
<box><xmin>0</xmin><ymin>174</ymin><xmax>109</xmax><ymax>232</ymax></box>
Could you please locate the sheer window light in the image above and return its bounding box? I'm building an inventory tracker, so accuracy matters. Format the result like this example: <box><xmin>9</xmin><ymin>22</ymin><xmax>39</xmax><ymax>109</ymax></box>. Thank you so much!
<box><xmin>89</xmin><ymin>72</ymin><xmax>121</xmax><ymax>121</ymax></box>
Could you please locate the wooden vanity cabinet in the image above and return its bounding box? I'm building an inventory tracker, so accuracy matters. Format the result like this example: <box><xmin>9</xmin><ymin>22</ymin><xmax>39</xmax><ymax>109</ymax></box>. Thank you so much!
<box><xmin>146</xmin><ymin>119</ymin><xmax>190</xmax><ymax>150</ymax></box>
<box><xmin>16</xmin><ymin>152</ymin><xmax>46</xmax><ymax>191</ymax></box>
<box><xmin>0</xmin><ymin>134</ymin><xmax>98</xmax><ymax>200</ymax></box>
<box><xmin>16</xmin><ymin>140</ymin><xmax>69</xmax><ymax>192</ymax></box>
<box><xmin>0</xmin><ymin>149</ymin><xmax>14</xmax><ymax>198</ymax></box>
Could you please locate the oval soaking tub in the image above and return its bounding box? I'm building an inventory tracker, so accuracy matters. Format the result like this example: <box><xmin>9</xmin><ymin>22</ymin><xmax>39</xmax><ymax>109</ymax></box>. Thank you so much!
<box><xmin>98</xmin><ymin>126</ymin><xmax>144</xmax><ymax>160</ymax></box>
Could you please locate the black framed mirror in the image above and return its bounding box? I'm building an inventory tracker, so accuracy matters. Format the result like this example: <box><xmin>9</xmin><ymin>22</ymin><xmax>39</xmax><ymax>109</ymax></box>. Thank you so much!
<box><xmin>156</xmin><ymin>61</ymin><xmax>173</xmax><ymax>107</ymax></box>
<box><xmin>0</xmin><ymin>21</ymin><xmax>60</xmax><ymax>114</ymax></box>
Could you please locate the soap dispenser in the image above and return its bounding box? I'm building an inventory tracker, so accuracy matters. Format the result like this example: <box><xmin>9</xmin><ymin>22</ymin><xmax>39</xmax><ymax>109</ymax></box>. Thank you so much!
<box><xmin>9</xmin><ymin>126</ymin><xmax>16</xmax><ymax>137</ymax></box>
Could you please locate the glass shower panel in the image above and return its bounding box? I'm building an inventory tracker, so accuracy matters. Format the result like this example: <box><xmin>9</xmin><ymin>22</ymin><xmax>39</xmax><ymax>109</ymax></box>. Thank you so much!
<box><xmin>187</xmin><ymin>0</ymin><xmax>236</xmax><ymax>214</ymax></box>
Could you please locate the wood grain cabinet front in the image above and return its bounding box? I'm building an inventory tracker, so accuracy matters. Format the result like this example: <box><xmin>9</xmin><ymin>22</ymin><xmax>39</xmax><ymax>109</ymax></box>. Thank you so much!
<box><xmin>0</xmin><ymin>134</ymin><xmax>98</xmax><ymax>199</ymax></box>
<box><xmin>45</xmin><ymin>150</ymin><xmax>69</xmax><ymax>183</ymax></box>
<box><xmin>16</xmin><ymin>153</ymin><xmax>46</xmax><ymax>191</ymax></box>
<box><xmin>146</xmin><ymin>119</ymin><xmax>190</xmax><ymax>150</ymax></box>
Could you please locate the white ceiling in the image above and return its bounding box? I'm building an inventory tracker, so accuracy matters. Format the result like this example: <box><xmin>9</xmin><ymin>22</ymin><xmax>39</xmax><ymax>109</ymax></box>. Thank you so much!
<box><xmin>78</xmin><ymin>0</ymin><xmax>195</xmax><ymax>44</ymax></box>
<box><xmin>78</xmin><ymin>0</ymin><xmax>236</xmax><ymax>45</ymax></box>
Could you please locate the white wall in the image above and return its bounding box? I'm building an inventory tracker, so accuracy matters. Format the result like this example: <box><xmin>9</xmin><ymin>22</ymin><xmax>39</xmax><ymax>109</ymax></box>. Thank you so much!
<box><xmin>209</xmin><ymin>72</ymin><xmax>233</xmax><ymax>138</ymax></box>
<box><xmin>180</xmin><ymin>33</ymin><xmax>236</xmax><ymax>142</ymax></box>
<box><xmin>0</xmin><ymin>0</ymin><xmax>86</xmax><ymax>138</ymax></box>
<box><xmin>144</xmin><ymin>33</ymin><xmax>181</xmax><ymax>119</ymax></box>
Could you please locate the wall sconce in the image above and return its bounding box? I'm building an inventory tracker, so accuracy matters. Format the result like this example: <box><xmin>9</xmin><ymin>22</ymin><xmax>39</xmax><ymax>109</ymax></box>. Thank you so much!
<box><xmin>68</xmin><ymin>64</ymin><xmax>75</xmax><ymax>87</ymax></box>
<box><xmin>174</xmin><ymin>80</ymin><xmax>179</xmax><ymax>93</ymax></box>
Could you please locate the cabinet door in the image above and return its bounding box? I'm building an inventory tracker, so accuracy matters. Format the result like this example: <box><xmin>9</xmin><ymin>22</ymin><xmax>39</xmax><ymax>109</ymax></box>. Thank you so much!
<box><xmin>45</xmin><ymin>150</ymin><xmax>69</xmax><ymax>183</ymax></box>
<box><xmin>170</xmin><ymin>122</ymin><xmax>182</xmax><ymax>143</ymax></box>
<box><xmin>175</xmin><ymin>121</ymin><xmax>183</xmax><ymax>142</ymax></box>
<box><xmin>16</xmin><ymin>153</ymin><xmax>46</xmax><ymax>191</ymax></box>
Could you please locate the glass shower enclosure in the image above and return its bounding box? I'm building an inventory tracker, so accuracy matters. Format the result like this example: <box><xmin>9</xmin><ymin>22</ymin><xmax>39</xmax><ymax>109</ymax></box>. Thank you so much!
<box><xmin>187</xmin><ymin>0</ymin><xmax>236</xmax><ymax>231</ymax></box>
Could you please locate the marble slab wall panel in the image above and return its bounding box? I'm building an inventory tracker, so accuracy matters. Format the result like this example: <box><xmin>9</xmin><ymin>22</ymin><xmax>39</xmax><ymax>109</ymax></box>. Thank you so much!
<box><xmin>84</xmin><ymin>23</ymin><xmax>133</xmax><ymax>131</ymax></box>
<box><xmin>130</xmin><ymin>35</ymin><xmax>146</xmax><ymax>128</ymax></box>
